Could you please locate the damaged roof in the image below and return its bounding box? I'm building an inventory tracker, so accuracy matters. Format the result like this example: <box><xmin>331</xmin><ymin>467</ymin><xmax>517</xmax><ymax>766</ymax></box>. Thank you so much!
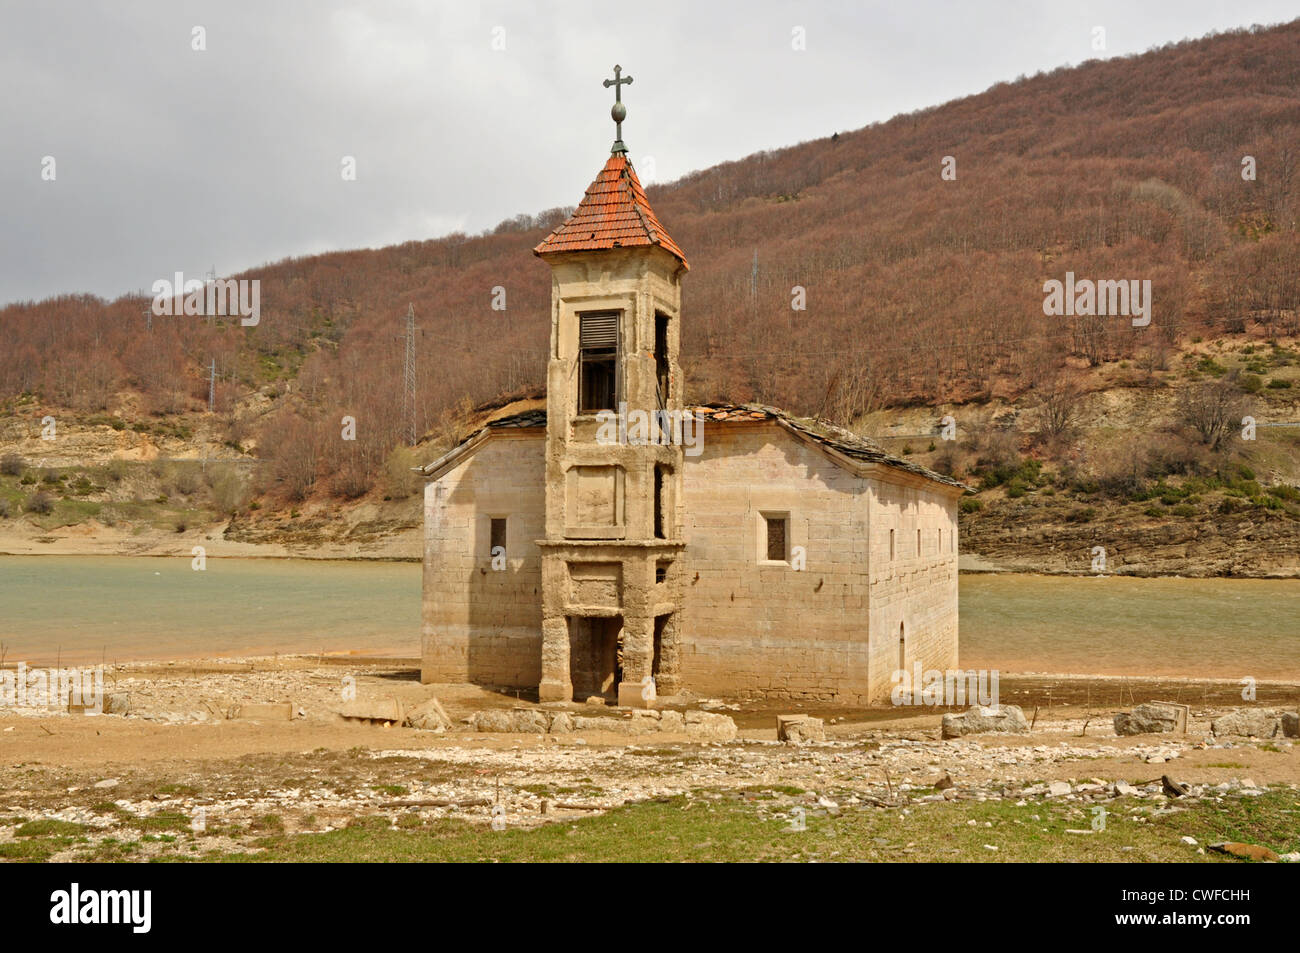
<box><xmin>533</xmin><ymin>154</ymin><xmax>688</xmax><ymax>268</ymax></box>
<box><xmin>420</xmin><ymin>401</ymin><xmax>969</xmax><ymax>492</ymax></box>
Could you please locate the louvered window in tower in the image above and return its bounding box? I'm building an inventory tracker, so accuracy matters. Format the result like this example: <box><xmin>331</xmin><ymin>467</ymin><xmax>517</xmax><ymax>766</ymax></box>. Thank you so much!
<box><xmin>578</xmin><ymin>312</ymin><xmax>618</xmax><ymax>413</ymax></box>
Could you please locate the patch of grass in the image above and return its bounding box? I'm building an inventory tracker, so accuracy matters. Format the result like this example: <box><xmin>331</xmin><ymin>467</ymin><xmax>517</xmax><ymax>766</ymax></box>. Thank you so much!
<box><xmin>0</xmin><ymin>839</ymin><xmax>60</xmax><ymax>862</ymax></box>
<box><xmin>372</xmin><ymin>784</ymin><xmax>408</xmax><ymax>796</ymax></box>
<box><xmin>155</xmin><ymin>783</ymin><xmax>200</xmax><ymax>797</ymax></box>
<box><xmin>176</xmin><ymin>790</ymin><xmax>1297</xmax><ymax>863</ymax></box>
<box><xmin>15</xmin><ymin>819</ymin><xmax>85</xmax><ymax>837</ymax></box>
<box><xmin>127</xmin><ymin>811</ymin><xmax>192</xmax><ymax>833</ymax></box>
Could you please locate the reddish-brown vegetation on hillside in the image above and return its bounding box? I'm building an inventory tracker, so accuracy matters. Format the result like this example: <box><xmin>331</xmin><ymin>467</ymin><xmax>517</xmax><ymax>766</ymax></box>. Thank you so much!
<box><xmin>2</xmin><ymin>21</ymin><xmax>1298</xmax><ymax>501</ymax></box>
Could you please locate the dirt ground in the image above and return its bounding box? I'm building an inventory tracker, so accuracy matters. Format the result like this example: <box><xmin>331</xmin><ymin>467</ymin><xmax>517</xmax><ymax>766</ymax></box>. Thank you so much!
<box><xmin>1</xmin><ymin>656</ymin><xmax>1296</xmax><ymax>862</ymax></box>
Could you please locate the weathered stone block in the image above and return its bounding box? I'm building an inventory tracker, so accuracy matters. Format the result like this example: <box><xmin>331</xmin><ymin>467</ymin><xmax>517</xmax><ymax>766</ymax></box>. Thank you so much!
<box><xmin>1114</xmin><ymin>703</ymin><xmax>1184</xmax><ymax>736</ymax></box>
<box><xmin>658</xmin><ymin>709</ymin><xmax>685</xmax><ymax>732</ymax></box>
<box><xmin>234</xmin><ymin>702</ymin><xmax>295</xmax><ymax>721</ymax></box>
<box><xmin>940</xmin><ymin>704</ymin><xmax>1029</xmax><ymax>738</ymax></box>
<box><xmin>777</xmin><ymin>714</ymin><xmax>825</xmax><ymax>743</ymax></box>
<box><xmin>405</xmin><ymin>696</ymin><xmax>452</xmax><ymax>731</ymax></box>
<box><xmin>1211</xmin><ymin>709</ymin><xmax>1280</xmax><ymax>738</ymax></box>
<box><xmin>511</xmin><ymin>708</ymin><xmax>548</xmax><ymax>733</ymax></box>
<box><xmin>472</xmin><ymin>709</ymin><xmax>514</xmax><ymax>732</ymax></box>
<box><xmin>684</xmin><ymin>711</ymin><xmax>737</xmax><ymax>741</ymax></box>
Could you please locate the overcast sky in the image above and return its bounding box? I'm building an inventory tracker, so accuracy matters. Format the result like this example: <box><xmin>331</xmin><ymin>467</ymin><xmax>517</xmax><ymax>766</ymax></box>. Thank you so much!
<box><xmin>2</xmin><ymin>0</ymin><xmax>1296</xmax><ymax>306</ymax></box>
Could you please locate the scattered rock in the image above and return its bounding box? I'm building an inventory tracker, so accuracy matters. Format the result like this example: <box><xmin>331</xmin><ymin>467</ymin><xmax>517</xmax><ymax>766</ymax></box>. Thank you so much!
<box><xmin>1047</xmin><ymin>781</ymin><xmax>1071</xmax><ymax>797</ymax></box>
<box><xmin>1113</xmin><ymin>703</ymin><xmax>1185</xmax><ymax>736</ymax></box>
<box><xmin>777</xmin><ymin>714</ymin><xmax>825</xmax><ymax>743</ymax></box>
<box><xmin>547</xmin><ymin>711</ymin><xmax>574</xmax><ymax>734</ymax></box>
<box><xmin>93</xmin><ymin>778</ymin><xmax>119</xmax><ymax>789</ymax></box>
<box><xmin>336</xmin><ymin>698</ymin><xmax>402</xmax><ymax>724</ymax></box>
<box><xmin>658</xmin><ymin>710</ymin><xmax>685</xmax><ymax>733</ymax></box>
<box><xmin>471</xmin><ymin>710</ymin><xmax>514</xmax><ymax>733</ymax></box>
<box><xmin>683</xmin><ymin>710</ymin><xmax>737</xmax><ymax>742</ymax></box>
<box><xmin>1161</xmin><ymin>775</ymin><xmax>1190</xmax><ymax>798</ymax></box>
<box><xmin>404</xmin><ymin>697</ymin><xmax>452</xmax><ymax>732</ymax></box>
<box><xmin>1181</xmin><ymin>836</ymin><xmax>1198</xmax><ymax>846</ymax></box>
<box><xmin>1281</xmin><ymin>712</ymin><xmax>1299</xmax><ymax>739</ymax></box>
<box><xmin>934</xmin><ymin>773</ymin><xmax>955</xmax><ymax>791</ymax></box>
<box><xmin>510</xmin><ymin>708</ymin><xmax>548</xmax><ymax>733</ymax></box>
<box><xmin>1211</xmin><ymin>708</ymin><xmax>1280</xmax><ymax>738</ymax></box>
<box><xmin>940</xmin><ymin>705</ymin><xmax>1029</xmax><ymax>738</ymax></box>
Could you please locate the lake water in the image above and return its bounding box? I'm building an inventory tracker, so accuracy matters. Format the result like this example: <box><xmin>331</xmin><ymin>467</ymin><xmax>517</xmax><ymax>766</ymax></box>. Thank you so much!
<box><xmin>0</xmin><ymin>556</ymin><xmax>1296</xmax><ymax>678</ymax></box>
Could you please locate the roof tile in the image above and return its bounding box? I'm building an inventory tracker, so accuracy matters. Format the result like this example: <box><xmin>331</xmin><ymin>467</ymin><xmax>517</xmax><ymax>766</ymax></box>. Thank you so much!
<box><xmin>534</xmin><ymin>154</ymin><xmax>688</xmax><ymax>268</ymax></box>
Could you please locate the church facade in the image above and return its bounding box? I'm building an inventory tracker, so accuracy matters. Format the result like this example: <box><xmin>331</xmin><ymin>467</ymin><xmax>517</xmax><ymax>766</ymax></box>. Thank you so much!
<box><xmin>419</xmin><ymin>71</ymin><xmax>965</xmax><ymax>707</ymax></box>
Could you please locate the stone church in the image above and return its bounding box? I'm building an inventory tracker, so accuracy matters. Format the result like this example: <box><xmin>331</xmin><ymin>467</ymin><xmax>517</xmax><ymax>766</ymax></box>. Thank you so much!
<box><xmin>419</xmin><ymin>69</ymin><xmax>965</xmax><ymax>707</ymax></box>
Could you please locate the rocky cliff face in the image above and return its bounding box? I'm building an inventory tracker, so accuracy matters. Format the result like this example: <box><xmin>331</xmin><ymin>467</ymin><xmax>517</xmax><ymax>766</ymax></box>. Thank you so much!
<box><xmin>961</xmin><ymin>507</ymin><xmax>1299</xmax><ymax>577</ymax></box>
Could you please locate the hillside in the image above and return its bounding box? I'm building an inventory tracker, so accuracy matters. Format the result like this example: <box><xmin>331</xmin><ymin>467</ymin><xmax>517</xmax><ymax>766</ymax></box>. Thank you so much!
<box><xmin>1</xmin><ymin>20</ymin><xmax>1298</xmax><ymax>573</ymax></box>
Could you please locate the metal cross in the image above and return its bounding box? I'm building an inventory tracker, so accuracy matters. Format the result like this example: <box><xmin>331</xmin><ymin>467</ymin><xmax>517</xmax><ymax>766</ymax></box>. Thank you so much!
<box><xmin>603</xmin><ymin>64</ymin><xmax>633</xmax><ymax>154</ymax></box>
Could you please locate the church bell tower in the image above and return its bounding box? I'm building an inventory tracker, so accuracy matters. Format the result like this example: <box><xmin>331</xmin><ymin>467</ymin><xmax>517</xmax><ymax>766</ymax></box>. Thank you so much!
<box><xmin>532</xmin><ymin>66</ymin><xmax>689</xmax><ymax>707</ymax></box>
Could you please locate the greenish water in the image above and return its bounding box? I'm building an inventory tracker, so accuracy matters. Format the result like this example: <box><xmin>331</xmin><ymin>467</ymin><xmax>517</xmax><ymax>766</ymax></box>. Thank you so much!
<box><xmin>959</xmin><ymin>574</ymin><xmax>1299</xmax><ymax>678</ymax></box>
<box><xmin>0</xmin><ymin>557</ymin><xmax>1295</xmax><ymax>677</ymax></box>
<box><xmin>0</xmin><ymin>556</ymin><xmax>421</xmax><ymax>666</ymax></box>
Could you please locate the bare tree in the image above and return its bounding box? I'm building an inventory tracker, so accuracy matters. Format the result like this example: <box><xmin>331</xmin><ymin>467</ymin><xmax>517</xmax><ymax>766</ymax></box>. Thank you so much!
<box><xmin>1177</xmin><ymin>378</ymin><xmax>1246</xmax><ymax>451</ymax></box>
<box><xmin>1036</xmin><ymin>373</ymin><xmax>1084</xmax><ymax>441</ymax></box>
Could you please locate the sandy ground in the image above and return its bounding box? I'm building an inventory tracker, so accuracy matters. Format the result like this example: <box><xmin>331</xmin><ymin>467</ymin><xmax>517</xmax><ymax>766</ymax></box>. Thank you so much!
<box><xmin>0</xmin><ymin>657</ymin><xmax>1296</xmax><ymax>859</ymax></box>
<box><xmin>0</xmin><ymin>522</ymin><xmax>421</xmax><ymax>560</ymax></box>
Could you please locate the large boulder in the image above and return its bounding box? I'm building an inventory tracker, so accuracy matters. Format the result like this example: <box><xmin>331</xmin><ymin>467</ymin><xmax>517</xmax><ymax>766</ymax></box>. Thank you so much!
<box><xmin>546</xmin><ymin>711</ymin><xmax>574</xmax><ymax>734</ymax></box>
<box><xmin>572</xmin><ymin>715</ymin><xmax>632</xmax><ymax>734</ymax></box>
<box><xmin>405</xmin><ymin>696</ymin><xmax>452</xmax><ymax>731</ymax></box>
<box><xmin>510</xmin><ymin>708</ymin><xmax>548</xmax><ymax>733</ymax></box>
<box><xmin>1114</xmin><ymin>703</ymin><xmax>1184</xmax><ymax>736</ymax></box>
<box><xmin>471</xmin><ymin>709</ymin><xmax>514</xmax><ymax>733</ymax></box>
<box><xmin>629</xmin><ymin>710</ymin><xmax>662</xmax><ymax>734</ymax></box>
<box><xmin>1211</xmin><ymin>709</ymin><xmax>1281</xmax><ymax>738</ymax></box>
<box><xmin>657</xmin><ymin>710</ymin><xmax>685</xmax><ymax>733</ymax></box>
<box><xmin>337</xmin><ymin>698</ymin><xmax>403</xmax><ymax>724</ymax></box>
<box><xmin>940</xmin><ymin>704</ymin><xmax>1029</xmax><ymax>739</ymax></box>
<box><xmin>1281</xmin><ymin>712</ymin><xmax>1299</xmax><ymax>739</ymax></box>
<box><xmin>684</xmin><ymin>710</ymin><xmax>738</xmax><ymax>742</ymax></box>
<box><xmin>777</xmin><ymin>714</ymin><xmax>825</xmax><ymax>743</ymax></box>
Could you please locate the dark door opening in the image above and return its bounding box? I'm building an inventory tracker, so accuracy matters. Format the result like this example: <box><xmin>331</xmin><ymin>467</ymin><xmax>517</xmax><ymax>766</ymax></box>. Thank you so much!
<box><xmin>652</xmin><ymin>614</ymin><xmax>668</xmax><ymax>680</ymax></box>
<box><xmin>568</xmin><ymin>616</ymin><xmax>623</xmax><ymax>701</ymax></box>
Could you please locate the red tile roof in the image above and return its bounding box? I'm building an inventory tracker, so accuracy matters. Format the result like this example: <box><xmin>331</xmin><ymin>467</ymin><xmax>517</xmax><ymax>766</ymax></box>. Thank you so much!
<box><xmin>534</xmin><ymin>154</ymin><xmax>688</xmax><ymax>268</ymax></box>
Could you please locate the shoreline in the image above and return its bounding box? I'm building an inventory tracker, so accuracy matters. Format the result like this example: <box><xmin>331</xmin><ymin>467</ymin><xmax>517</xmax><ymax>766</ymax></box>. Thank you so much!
<box><xmin>2</xmin><ymin>546</ymin><xmax>1297</xmax><ymax>578</ymax></box>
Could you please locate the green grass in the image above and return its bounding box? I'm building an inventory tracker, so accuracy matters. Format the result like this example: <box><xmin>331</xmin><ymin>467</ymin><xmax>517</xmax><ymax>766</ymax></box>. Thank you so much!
<box><xmin>155</xmin><ymin>789</ymin><xmax>1300</xmax><ymax>864</ymax></box>
<box><xmin>14</xmin><ymin>819</ymin><xmax>86</xmax><ymax>837</ymax></box>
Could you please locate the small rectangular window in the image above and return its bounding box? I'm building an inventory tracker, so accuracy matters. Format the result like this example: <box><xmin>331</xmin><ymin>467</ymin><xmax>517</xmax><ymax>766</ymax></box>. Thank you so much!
<box><xmin>490</xmin><ymin>517</ymin><xmax>507</xmax><ymax>554</ymax></box>
<box><xmin>653</xmin><ymin>465</ymin><xmax>667</xmax><ymax>539</ymax></box>
<box><xmin>889</xmin><ymin>528</ymin><xmax>895</xmax><ymax>560</ymax></box>
<box><xmin>578</xmin><ymin>312</ymin><xmax>618</xmax><ymax>413</ymax></box>
<box><xmin>917</xmin><ymin>528</ymin><xmax>922</xmax><ymax>558</ymax></box>
<box><xmin>765</xmin><ymin>515</ymin><xmax>787</xmax><ymax>562</ymax></box>
<box><xmin>654</xmin><ymin>312</ymin><xmax>670</xmax><ymax>404</ymax></box>
<box><xmin>656</xmin><ymin>560</ymin><xmax>670</xmax><ymax>584</ymax></box>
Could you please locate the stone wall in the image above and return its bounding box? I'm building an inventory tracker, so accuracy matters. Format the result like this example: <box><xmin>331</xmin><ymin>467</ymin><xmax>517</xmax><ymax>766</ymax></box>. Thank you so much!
<box><xmin>421</xmin><ymin>420</ymin><xmax>961</xmax><ymax>705</ymax></box>
<box><xmin>865</xmin><ymin>472</ymin><xmax>961</xmax><ymax>702</ymax></box>
<box><xmin>679</xmin><ymin>422</ymin><xmax>876</xmax><ymax>702</ymax></box>
<box><xmin>421</xmin><ymin>431</ymin><xmax>546</xmax><ymax>687</ymax></box>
